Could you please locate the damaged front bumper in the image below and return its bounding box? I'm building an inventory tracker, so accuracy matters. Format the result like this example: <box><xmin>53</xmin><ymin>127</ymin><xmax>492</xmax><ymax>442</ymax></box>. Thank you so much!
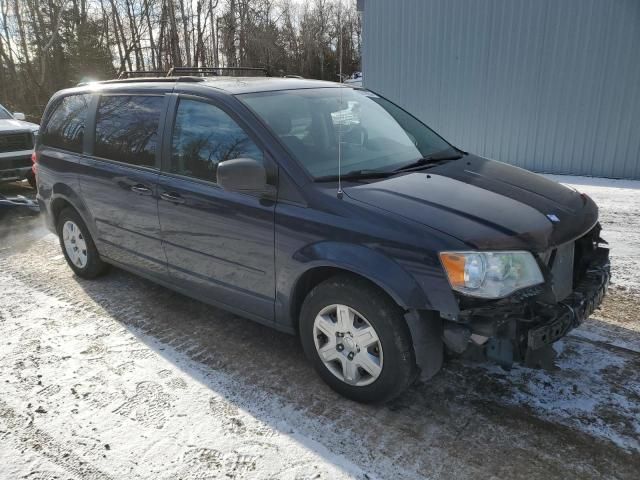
<box><xmin>444</xmin><ymin>246</ymin><xmax>610</xmax><ymax>368</ymax></box>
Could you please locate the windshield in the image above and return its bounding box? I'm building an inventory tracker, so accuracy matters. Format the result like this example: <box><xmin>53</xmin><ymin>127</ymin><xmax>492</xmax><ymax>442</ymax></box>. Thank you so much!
<box><xmin>0</xmin><ymin>105</ymin><xmax>13</xmax><ymax>120</ymax></box>
<box><xmin>239</xmin><ymin>88</ymin><xmax>452</xmax><ymax>179</ymax></box>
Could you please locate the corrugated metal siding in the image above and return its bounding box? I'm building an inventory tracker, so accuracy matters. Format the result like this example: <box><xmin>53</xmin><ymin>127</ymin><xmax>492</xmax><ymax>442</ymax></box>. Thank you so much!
<box><xmin>362</xmin><ymin>0</ymin><xmax>640</xmax><ymax>179</ymax></box>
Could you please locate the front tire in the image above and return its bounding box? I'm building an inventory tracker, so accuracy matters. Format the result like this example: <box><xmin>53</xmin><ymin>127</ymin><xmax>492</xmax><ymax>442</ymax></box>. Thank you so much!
<box><xmin>300</xmin><ymin>274</ymin><xmax>417</xmax><ymax>403</ymax></box>
<box><xmin>57</xmin><ymin>208</ymin><xmax>108</xmax><ymax>279</ymax></box>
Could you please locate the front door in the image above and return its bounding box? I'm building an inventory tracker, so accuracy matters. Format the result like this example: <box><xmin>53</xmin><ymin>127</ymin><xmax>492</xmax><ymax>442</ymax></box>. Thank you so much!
<box><xmin>157</xmin><ymin>95</ymin><xmax>276</xmax><ymax>321</ymax></box>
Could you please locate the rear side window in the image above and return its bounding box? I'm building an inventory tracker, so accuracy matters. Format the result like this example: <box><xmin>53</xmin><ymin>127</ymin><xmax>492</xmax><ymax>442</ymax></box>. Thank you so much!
<box><xmin>169</xmin><ymin>99</ymin><xmax>263</xmax><ymax>183</ymax></box>
<box><xmin>41</xmin><ymin>94</ymin><xmax>90</xmax><ymax>153</ymax></box>
<box><xmin>94</xmin><ymin>95</ymin><xmax>163</xmax><ymax>168</ymax></box>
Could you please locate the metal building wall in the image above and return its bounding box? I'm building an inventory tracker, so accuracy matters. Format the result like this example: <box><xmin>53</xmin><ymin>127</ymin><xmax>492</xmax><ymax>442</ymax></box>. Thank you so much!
<box><xmin>361</xmin><ymin>0</ymin><xmax>640</xmax><ymax>179</ymax></box>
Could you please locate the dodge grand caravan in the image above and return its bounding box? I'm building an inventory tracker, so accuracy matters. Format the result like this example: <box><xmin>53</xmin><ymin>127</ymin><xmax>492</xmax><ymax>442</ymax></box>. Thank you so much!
<box><xmin>36</xmin><ymin>75</ymin><xmax>610</xmax><ymax>403</ymax></box>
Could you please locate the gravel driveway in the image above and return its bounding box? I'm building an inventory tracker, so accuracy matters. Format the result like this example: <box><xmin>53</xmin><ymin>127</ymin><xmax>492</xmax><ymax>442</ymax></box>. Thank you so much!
<box><xmin>0</xmin><ymin>177</ymin><xmax>638</xmax><ymax>479</ymax></box>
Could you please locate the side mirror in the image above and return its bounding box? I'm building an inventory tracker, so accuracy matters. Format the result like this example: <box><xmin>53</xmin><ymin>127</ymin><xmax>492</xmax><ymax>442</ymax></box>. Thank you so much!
<box><xmin>217</xmin><ymin>157</ymin><xmax>268</xmax><ymax>193</ymax></box>
<box><xmin>13</xmin><ymin>112</ymin><xmax>26</xmax><ymax>121</ymax></box>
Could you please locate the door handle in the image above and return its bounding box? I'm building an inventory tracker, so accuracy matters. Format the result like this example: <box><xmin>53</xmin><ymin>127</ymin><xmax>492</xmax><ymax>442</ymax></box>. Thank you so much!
<box><xmin>160</xmin><ymin>192</ymin><xmax>185</xmax><ymax>204</ymax></box>
<box><xmin>131</xmin><ymin>184</ymin><xmax>152</xmax><ymax>195</ymax></box>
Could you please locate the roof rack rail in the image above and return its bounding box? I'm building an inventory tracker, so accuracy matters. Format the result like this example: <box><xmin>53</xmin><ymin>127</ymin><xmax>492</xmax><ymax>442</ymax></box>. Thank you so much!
<box><xmin>117</xmin><ymin>70</ymin><xmax>168</xmax><ymax>79</ymax></box>
<box><xmin>77</xmin><ymin>76</ymin><xmax>207</xmax><ymax>86</ymax></box>
<box><xmin>166</xmin><ymin>66</ymin><xmax>269</xmax><ymax>77</ymax></box>
<box><xmin>75</xmin><ymin>66</ymin><xmax>267</xmax><ymax>87</ymax></box>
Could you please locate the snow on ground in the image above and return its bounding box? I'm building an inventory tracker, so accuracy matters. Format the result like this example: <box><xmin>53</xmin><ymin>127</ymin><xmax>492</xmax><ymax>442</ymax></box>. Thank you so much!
<box><xmin>0</xmin><ymin>273</ymin><xmax>365</xmax><ymax>480</ymax></box>
<box><xmin>474</xmin><ymin>332</ymin><xmax>640</xmax><ymax>452</ymax></box>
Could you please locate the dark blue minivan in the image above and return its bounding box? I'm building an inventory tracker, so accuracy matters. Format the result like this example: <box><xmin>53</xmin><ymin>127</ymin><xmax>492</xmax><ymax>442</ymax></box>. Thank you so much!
<box><xmin>36</xmin><ymin>75</ymin><xmax>610</xmax><ymax>402</ymax></box>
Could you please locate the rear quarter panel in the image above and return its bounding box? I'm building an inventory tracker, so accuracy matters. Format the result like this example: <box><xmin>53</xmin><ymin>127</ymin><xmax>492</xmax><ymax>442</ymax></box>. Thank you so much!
<box><xmin>37</xmin><ymin>146</ymin><xmax>94</xmax><ymax>236</ymax></box>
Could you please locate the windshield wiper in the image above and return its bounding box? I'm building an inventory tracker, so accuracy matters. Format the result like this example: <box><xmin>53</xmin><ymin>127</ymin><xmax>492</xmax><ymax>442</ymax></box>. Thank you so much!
<box><xmin>314</xmin><ymin>149</ymin><xmax>464</xmax><ymax>182</ymax></box>
<box><xmin>314</xmin><ymin>169</ymin><xmax>395</xmax><ymax>182</ymax></box>
<box><xmin>393</xmin><ymin>149</ymin><xmax>464</xmax><ymax>172</ymax></box>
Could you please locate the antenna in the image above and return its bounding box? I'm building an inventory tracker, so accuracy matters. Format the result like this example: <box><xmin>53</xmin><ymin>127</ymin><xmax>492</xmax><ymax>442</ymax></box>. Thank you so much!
<box><xmin>337</xmin><ymin>0</ymin><xmax>344</xmax><ymax>199</ymax></box>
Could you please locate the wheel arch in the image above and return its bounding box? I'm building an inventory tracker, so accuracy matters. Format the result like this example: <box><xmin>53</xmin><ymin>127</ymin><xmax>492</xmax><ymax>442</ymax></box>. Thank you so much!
<box><xmin>284</xmin><ymin>242</ymin><xmax>431</xmax><ymax>332</ymax></box>
<box><xmin>289</xmin><ymin>266</ymin><xmax>398</xmax><ymax>331</ymax></box>
<box><xmin>49</xmin><ymin>183</ymin><xmax>97</xmax><ymax>238</ymax></box>
<box><xmin>50</xmin><ymin>197</ymin><xmax>72</xmax><ymax>226</ymax></box>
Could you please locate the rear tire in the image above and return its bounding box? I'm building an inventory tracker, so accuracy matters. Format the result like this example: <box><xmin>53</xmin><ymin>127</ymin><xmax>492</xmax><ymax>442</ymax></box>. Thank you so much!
<box><xmin>300</xmin><ymin>274</ymin><xmax>417</xmax><ymax>403</ymax></box>
<box><xmin>56</xmin><ymin>207</ymin><xmax>108</xmax><ymax>279</ymax></box>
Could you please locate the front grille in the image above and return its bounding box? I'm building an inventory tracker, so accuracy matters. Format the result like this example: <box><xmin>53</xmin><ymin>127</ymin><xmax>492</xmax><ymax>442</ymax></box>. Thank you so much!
<box><xmin>0</xmin><ymin>132</ymin><xmax>33</xmax><ymax>153</ymax></box>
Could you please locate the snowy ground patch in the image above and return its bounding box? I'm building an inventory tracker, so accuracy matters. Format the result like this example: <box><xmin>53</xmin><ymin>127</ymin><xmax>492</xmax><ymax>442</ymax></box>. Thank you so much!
<box><xmin>0</xmin><ymin>273</ymin><xmax>367</xmax><ymax>480</ymax></box>
<box><xmin>473</xmin><ymin>330</ymin><xmax>640</xmax><ymax>453</ymax></box>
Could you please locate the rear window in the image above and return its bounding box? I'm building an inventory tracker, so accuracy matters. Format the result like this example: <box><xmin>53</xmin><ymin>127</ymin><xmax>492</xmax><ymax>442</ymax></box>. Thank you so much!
<box><xmin>94</xmin><ymin>95</ymin><xmax>164</xmax><ymax>168</ymax></box>
<box><xmin>41</xmin><ymin>94</ymin><xmax>91</xmax><ymax>153</ymax></box>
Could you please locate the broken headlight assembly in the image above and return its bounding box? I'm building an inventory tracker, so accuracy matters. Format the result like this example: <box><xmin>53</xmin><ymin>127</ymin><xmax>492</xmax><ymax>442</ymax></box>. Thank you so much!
<box><xmin>439</xmin><ymin>251</ymin><xmax>544</xmax><ymax>299</ymax></box>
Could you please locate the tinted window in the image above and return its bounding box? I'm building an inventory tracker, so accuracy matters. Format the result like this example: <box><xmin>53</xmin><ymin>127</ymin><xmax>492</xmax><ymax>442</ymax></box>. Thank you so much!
<box><xmin>94</xmin><ymin>95</ymin><xmax>163</xmax><ymax>167</ymax></box>
<box><xmin>41</xmin><ymin>94</ymin><xmax>90</xmax><ymax>153</ymax></box>
<box><xmin>170</xmin><ymin>99</ymin><xmax>263</xmax><ymax>183</ymax></box>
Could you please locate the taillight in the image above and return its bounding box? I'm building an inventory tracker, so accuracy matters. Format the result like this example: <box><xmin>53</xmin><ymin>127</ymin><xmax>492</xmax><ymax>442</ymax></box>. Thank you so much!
<box><xmin>31</xmin><ymin>151</ymin><xmax>38</xmax><ymax>175</ymax></box>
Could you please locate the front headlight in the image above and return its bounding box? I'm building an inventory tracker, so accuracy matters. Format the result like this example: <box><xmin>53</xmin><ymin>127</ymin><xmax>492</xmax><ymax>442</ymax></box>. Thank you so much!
<box><xmin>439</xmin><ymin>251</ymin><xmax>544</xmax><ymax>299</ymax></box>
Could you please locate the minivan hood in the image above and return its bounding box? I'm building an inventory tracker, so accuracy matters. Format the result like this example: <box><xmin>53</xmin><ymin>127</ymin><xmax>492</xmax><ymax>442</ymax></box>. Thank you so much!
<box><xmin>344</xmin><ymin>156</ymin><xmax>598</xmax><ymax>251</ymax></box>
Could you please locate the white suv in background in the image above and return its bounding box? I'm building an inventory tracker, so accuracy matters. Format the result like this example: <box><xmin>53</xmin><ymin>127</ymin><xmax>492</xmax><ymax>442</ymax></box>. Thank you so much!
<box><xmin>0</xmin><ymin>104</ymin><xmax>39</xmax><ymax>188</ymax></box>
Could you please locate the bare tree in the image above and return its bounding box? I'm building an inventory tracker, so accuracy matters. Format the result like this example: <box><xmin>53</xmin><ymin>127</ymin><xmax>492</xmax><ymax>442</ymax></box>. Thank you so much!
<box><xmin>0</xmin><ymin>0</ymin><xmax>362</xmax><ymax>120</ymax></box>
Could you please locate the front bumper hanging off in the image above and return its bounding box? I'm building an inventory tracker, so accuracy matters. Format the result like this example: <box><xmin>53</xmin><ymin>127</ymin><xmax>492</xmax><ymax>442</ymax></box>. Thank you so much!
<box><xmin>449</xmin><ymin>246</ymin><xmax>610</xmax><ymax>367</ymax></box>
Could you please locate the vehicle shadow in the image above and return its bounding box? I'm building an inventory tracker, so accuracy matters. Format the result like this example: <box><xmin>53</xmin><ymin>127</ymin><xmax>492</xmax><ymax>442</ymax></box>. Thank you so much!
<box><xmin>70</xmin><ymin>265</ymin><xmax>640</xmax><ymax>479</ymax></box>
